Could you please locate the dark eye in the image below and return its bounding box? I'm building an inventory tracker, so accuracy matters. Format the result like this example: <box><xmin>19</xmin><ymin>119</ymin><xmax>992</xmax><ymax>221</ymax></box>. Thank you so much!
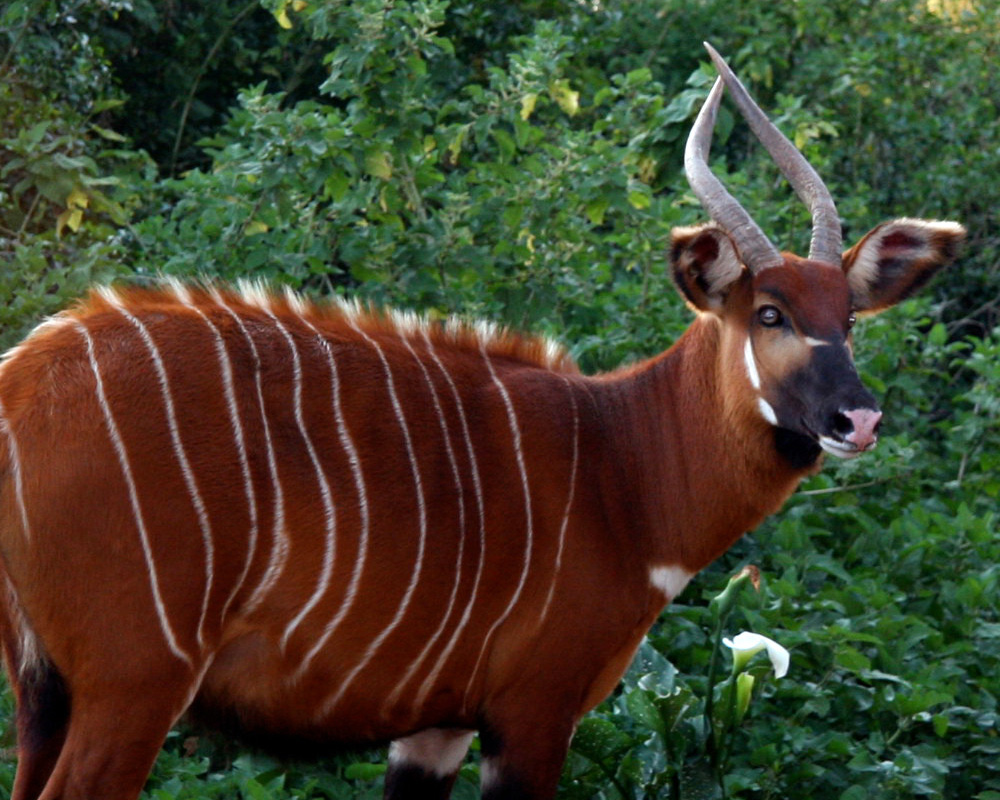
<box><xmin>758</xmin><ymin>306</ymin><xmax>783</xmax><ymax>327</ymax></box>
<box><xmin>847</xmin><ymin>312</ymin><xmax>857</xmax><ymax>329</ymax></box>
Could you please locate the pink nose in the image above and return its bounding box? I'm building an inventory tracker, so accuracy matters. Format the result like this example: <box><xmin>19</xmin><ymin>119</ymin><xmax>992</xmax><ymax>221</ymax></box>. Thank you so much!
<box><xmin>842</xmin><ymin>408</ymin><xmax>883</xmax><ymax>451</ymax></box>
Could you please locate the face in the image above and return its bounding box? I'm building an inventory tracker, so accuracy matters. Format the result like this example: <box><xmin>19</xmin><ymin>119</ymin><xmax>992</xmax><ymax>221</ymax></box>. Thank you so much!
<box><xmin>740</xmin><ymin>259</ymin><xmax>882</xmax><ymax>461</ymax></box>
<box><xmin>671</xmin><ymin>220</ymin><xmax>964</xmax><ymax>467</ymax></box>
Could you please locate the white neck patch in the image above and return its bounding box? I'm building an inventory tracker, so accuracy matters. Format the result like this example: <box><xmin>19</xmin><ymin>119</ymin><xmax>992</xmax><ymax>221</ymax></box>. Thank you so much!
<box><xmin>650</xmin><ymin>564</ymin><xmax>695</xmax><ymax>602</ymax></box>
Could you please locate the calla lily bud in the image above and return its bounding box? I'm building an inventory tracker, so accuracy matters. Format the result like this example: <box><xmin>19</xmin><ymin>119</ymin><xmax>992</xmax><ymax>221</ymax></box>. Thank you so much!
<box><xmin>735</xmin><ymin>672</ymin><xmax>755</xmax><ymax>724</ymax></box>
<box><xmin>710</xmin><ymin>566</ymin><xmax>760</xmax><ymax>625</ymax></box>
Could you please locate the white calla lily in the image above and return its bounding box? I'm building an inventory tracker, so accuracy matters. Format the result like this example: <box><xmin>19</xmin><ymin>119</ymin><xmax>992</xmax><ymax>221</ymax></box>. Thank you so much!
<box><xmin>723</xmin><ymin>631</ymin><xmax>790</xmax><ymax>678</ymax></box>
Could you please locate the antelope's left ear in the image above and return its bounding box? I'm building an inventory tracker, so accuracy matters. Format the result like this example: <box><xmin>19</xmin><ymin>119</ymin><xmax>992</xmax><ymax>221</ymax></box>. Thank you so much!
<box><xmin>843</xmin><ymin>218</ymin><xmax>966</xmax><ymax>314</ymax></box>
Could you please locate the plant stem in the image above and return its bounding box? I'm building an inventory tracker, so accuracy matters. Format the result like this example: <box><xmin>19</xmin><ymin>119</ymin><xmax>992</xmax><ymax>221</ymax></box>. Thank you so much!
<box><xmin>169</xmin><ymin>0</ymin><xmax>260</xmax><ymax>176</ymax></box>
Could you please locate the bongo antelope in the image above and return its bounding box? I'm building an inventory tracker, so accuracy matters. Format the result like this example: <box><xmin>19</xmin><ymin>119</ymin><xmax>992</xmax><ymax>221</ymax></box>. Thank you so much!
<box><xmin>0</xmin><ymin>44</ymin><xmax>964</xmax><ymax>800</ymax></box>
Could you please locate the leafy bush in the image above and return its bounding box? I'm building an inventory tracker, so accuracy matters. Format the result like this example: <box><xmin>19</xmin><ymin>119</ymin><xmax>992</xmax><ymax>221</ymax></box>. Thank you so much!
<box><xmin>0</xmin><ymin>0</ymin><xmax>144</xmax><ymax>350</ymax></box>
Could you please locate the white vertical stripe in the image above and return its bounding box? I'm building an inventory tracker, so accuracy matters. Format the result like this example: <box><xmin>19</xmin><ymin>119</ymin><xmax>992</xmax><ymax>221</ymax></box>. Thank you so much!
<box><xmin>744</xmin><ymin>338</ymin><xmax>761</xmax><ymax>390</ymax></box>
<box><xmin>744</xmin><ymin>337</ymin><xmax>779</xmax><ymax>425</ymax></box>
<box><xmin>291</xmin><ymin>317</ymin><xmax>370</xmax><ymax>676</ymax></box>
<box><xmin>171</xmin><ymin>284</ymin><xmax>260</xmax><ymax>626</ymax></box>
<box><xmin>76</xmin><ymin>321</ymin><xmax>192</xmax><ymax>666</ymax></box>
<box><xmin>0</xmin><ymin>397</ymin><xmax>32</xmax><ymax>541</ymax></box>
<box><xmin>463</xmin><ymin>342</ymin><xmax>534</xmax><ymax>708</ymax></box>
<box><xmin>102</xmin><ymin>290</ymin><xmax>215</xmax><ymax>650</ymax></box>
<box><xmin>757</xmin><ymin>397</ymin><xmax>779</xmax><ymax>426</ymax></box>
<box><xmin>211</xmin><ymin>291</ymin><xmax>288</xmax><ymax>612</ymax></box>
<box><xmin>381</xmin><ymin>332</ymin><xmax>468</xmax><ymax>714</ymax></box>
<box><xmin>259</xmin><ymin>311</ymin><xmax>337</xmax><ymax>651</ymax></box>
<box><xmin>536</xmin><ymin>376</ymin><xmax>579</xmax><ymax>625</ymax></box>
<box><xmin>319</xmin><ymin>320</ymin><xmax>428</xmax><ymax>717</ymax></box>
<box><xmin>411</xmin><ymin>329</ymin><xmax>487</xmax><ymax>711</ymax></box>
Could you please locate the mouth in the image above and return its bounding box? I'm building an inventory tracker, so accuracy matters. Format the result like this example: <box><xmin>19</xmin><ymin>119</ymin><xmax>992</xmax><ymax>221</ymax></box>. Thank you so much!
<box><xmin>801</xmin><ymin>418</ymin><xmax>877</xmax><ymax>460</ymax></box>
<box><xmin>817</xmin><ymin>435</ymin><xmax>866</xmax><ymax>460</ymax></box>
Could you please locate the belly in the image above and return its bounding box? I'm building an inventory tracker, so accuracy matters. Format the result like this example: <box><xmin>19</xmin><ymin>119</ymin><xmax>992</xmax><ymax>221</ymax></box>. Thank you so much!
<box><xmin>192</xmin><ymin>624</ymin><xmax>475</xmax><ymax>748</ymax></box>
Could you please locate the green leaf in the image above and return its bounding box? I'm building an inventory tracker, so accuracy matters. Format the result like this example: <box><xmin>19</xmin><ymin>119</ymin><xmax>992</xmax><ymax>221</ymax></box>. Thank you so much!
<box><xmin>90</xmin><ymin>124</ymin><xmax>128</xmax><ymax>143</ymax></box>
<box><xmin>364</xmin><ymin>148</ymin><xmax>392</xmax><ymax>180</ymax></box>
<box><xmin>585</xmin><ymin>198</ymin><xmax>609</xmax><ymax>226</ymax></box>
<box><xmin>834</xmin><ymin>646</ymin><xmax>872</xmax><ymax>674</ymax></box>
<box><xmin>344</xmin><ymin>762</ymin><xmax>387</xmax><ymax>781</ymax></box>
<box><xmin>571</xmin><ymin>717</ymin><xmax>633</xmax><ymax>763</ymax></box>
<box><xmin>625</xmin><ymin>688</ymin><xmax>666</xmax><ymax>737</ymax></box>
<box><xmin>626</xmin><ymin>190</ymin><xmax>650</xmax><ymax>210</ymax></box>
<box><xmin>893</xmin><ymin>688</ymin><xmax>952</xmax><ymax>717</ymax></box>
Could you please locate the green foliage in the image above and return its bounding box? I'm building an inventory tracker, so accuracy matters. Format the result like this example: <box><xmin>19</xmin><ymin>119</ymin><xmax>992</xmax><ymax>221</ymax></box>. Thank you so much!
<box><xmin>128</xmin><ymin>2</ymin><xmax>697</xmax><ymax>368</ymax></box>
<box><xmin>0</xmin><ymin>0</ymin><xmax>145</xmax><ymax>349</ymax></box>
<box><xmin>96</xmin><ymin>0</ymin><xmax>331</xmax><ymax>173</ymax></box>
<box><xmin>1</xmin><ymin>1</ymin><xmax>999</xmax><ymax>798</ymax></box>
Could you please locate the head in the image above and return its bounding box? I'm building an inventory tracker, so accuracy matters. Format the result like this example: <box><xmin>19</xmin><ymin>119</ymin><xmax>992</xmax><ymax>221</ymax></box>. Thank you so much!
<box><xmin>673</xmin><ymin>44</ymin><xmax>965</xmax><ymax>466</ymax></box>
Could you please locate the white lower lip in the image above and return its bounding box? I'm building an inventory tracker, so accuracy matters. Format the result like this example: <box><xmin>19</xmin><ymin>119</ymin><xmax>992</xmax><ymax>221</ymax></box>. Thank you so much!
<box><xmin>819</xmin><ymin>436</ymin><xmax>865</xmax><ymax>459</ymax></box>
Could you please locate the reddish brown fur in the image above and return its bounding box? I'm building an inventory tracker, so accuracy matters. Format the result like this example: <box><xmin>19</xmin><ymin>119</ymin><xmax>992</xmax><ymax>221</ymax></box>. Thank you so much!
<box><xmin>0</xmin><ymin>212</ymin><xmax>964</xmax><ymax>800</ymax></box>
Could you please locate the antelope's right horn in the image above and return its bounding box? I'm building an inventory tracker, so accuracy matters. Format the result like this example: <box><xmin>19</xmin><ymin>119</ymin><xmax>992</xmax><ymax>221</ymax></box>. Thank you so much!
<box><xmin>703</xmin><ymin>42</ymin><xmax>843</xmax><ymax>266</ymax></box>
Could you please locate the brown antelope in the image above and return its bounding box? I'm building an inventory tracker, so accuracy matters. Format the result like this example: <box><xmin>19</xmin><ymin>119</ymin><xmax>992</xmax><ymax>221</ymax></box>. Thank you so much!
<box><xmin>0</xmin><ymin>44</ymin><xmax>963</xmax><ymax>800</ymax></box>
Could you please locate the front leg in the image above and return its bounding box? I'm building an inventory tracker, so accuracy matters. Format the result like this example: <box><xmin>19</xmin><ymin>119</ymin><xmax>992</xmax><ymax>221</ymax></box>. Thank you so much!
<box><xmin>384</xmin><ymin>728</ymin><xmax>474</xmax><ymax>800</ymax></box>
<box><xmin>479</xmin><ymin>708</ymin><xmax>577</xmax><ymax>800</ymax></box>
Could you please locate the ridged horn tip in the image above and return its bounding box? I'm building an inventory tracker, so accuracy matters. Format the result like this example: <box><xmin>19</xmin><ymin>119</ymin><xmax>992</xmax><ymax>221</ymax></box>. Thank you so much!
<box><xmin>701</xmin><ymin>42</ymin><xmax>843</xmax><ymax>266</ymax></box>
<box><xmin>683</xmin><ymin>54</ymin><xmax>782</xmax><ymax>272</ymax></box>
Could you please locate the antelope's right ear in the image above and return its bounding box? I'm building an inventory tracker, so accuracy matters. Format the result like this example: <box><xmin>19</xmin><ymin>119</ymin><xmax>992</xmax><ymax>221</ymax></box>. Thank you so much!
<box><xmin>670</xmin><ymin>223</ymin><xmax>748</xmax><ymax>312</ymax></box>
<box><xmin>843</xmin><ymin>218</ymin><xmax>966</xmax><ymax>314</ymax></box>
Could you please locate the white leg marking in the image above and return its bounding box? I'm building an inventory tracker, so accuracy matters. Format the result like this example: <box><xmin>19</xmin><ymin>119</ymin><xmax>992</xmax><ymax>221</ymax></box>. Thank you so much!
<box><xmin>0</xmin><ymin>397</ymin><xmax>32</xmax><ymax>541</ymax></box>
<box><xmin>649</xmin><ymin>564</ymin><xmax>695</xmax><ymax>602</ymax></box>
<box><xmin>537</xmin><ymin>376</ymin><xmax>579</xmax><ymax>626</ymax></box>
<box><xmin>757</xmin><ymin>397</ymin><xmax>779</xmax><ymax>426</ymax></box>
<box><xmin>292</xmin><ymin>319</ymin><xmax>370</xmax><ymax>677</ymax></box>
<box><xmin>388</xmin><ymin>728</ymin><xmax>474</xmax><ymax>778</ymax></box>
<box><xmin>381</xmin><ymin>333</ymin><xmax>468</xmax><ymax>714</ymax></box>
<box><xmin>743</xmin><ymin>338</ymin><xmax>761</xmax><ymax>390</ymax></box>
<box><xmin>101</xmin><ymin>292</ymin><xmax>216</xmax><ymax>651</ymax></box>
<box><xmin>319</xmin><ymin>322</ymin><xmax>428</xmax><ymax>716</ymax></box>
<box><xmin>480</xmin><ymin>757</ymin><xmax>500</xmax><ymax>792</ymax></box>
<box><xmin>211</xmin><ymin>291</ymin><xmax>288</xmax><ymax>612</ymax></box>
<box><xmin>4</xmin><ymin>576</ymin><xmax>41</xmax><ymax>679</ymax></box>
<box><xmin>412</xmin><ymin>330</ymin><xmax>487</xmax><ymax>711</ymax></box>
<box><xmin>76</xmin><ymin>321</ymin><xmax>193</xmax><ymax>666</ymax></box>
<box><xmin>173</xmin><ymin>285</ymin><xmax>260</xmax><ymax>627</ymax></box>
<box><xmin>463</xmin><ymin>342</ymin><xmax>534</xmax><ymax>708</ymax></box>
<box><xmin>260</xmin><ymin>311</ymin><xmax>337</xmax><ymax>652</ymax></box>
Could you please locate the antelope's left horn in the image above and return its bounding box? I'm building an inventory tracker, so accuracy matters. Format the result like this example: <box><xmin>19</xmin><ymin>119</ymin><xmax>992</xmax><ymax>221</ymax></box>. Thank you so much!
<box><xmin>684</xmin><ymin>74</ymin><xmax>784</xmax><ymax>272</ymax></box>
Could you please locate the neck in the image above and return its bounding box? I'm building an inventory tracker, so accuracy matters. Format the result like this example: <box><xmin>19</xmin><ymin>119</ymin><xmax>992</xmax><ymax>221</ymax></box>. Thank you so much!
<box><xmin>587</xmin><ymin>315</ymin><xmax>816</xmax><ymax>574</ymax></box>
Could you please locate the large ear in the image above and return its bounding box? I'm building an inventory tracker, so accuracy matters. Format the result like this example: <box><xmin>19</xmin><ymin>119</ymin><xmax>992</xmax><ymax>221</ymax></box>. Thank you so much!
<box><xmin>843</xmin><ymin>218</ymin><xmax>965</xmax><ymax>313</ymax></box>
<box><xmin>670</xmin><ymin>223</ymin><xmax>748</xmax><ymax>312</ymax></box>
